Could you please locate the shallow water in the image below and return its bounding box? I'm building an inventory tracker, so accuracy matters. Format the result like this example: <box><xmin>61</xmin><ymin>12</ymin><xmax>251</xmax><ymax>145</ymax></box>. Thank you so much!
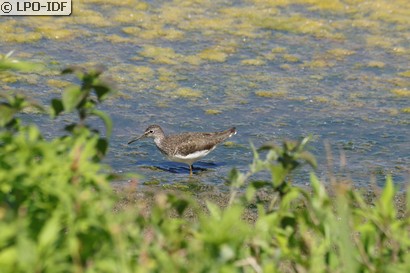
<box><xmin>1</xmin><ymin>0</ymin><xmax>409</xmax><ymax>189</ymax></box>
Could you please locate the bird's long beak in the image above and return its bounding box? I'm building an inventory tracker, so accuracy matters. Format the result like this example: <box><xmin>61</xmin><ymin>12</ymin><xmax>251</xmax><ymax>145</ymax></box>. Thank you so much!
<box><xmin>127</xmin><ymin>133</ymin><xmax>146</xmax><ymax>145</ymax></box>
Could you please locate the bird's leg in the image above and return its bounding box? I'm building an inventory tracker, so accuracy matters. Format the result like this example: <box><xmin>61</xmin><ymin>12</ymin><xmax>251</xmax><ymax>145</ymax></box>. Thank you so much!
<box><xmin>189</xmin><ymin>165</ymin><xmax>193</xmax><ymax>176</ymax></box>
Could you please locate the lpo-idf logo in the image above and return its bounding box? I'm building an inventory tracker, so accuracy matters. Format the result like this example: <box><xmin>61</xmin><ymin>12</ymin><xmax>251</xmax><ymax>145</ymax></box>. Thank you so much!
<box><xmin>1</xmin><ymin>0</ymin><xmax>71</xmax><ymax>15</ymax></box>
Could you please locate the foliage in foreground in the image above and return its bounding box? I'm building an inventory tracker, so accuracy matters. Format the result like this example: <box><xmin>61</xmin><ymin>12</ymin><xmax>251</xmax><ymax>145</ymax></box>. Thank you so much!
<box><xmin>0</xmin><ymin>55</ymin><xmax>409</xmax><ymax>273</ymax></box>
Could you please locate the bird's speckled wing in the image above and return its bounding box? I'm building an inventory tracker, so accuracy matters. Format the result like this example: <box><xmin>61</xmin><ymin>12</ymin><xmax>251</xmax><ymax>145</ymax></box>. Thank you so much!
<box><xmin>166</xmin><ymin>128</ymin><xmax>236</xmax><ymax>157</ymax></box>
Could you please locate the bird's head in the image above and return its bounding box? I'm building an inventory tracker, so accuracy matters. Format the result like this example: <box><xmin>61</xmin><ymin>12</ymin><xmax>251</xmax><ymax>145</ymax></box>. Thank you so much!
<box><xmin>128</xmin><ymin>124</ymin><xmax>164</xmax><ymax>144</ymax></box>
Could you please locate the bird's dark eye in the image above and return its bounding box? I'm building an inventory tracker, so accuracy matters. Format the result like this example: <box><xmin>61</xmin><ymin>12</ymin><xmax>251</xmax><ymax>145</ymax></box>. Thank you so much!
<box><xmin>149</xmin><ymin>130</ymin><xmax>153</xmax><ymax>133</ymax></box>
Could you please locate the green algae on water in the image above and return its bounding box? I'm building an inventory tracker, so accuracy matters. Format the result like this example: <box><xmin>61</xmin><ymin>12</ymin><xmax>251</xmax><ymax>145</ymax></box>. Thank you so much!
<box><xmin>391</xmin><ymin>89</ymin><xmax>410</xmax><ymax>97</ymax></box>
<box><xmin>198</xmin><ymin>48</ymin><xmax>228</xmax><ymax>63</ymax></box>
<box><xmin>173</xmin><ymin>87</ymin><xmax>202</xmax><ymax>98</ymax></box>
<box><xmin>205</xmin><ymin>109</ymin><xmax>222</xmax><ymax>115</ymax></box>
<box><xmin>241</xmin><ymin>59</ymin><xmax>266</xmax><ymax>66</ymax></box>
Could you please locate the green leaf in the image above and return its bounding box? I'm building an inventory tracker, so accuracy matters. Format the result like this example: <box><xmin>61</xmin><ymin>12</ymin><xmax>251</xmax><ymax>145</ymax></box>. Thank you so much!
<box><xmin>280</xmin><ymin>216</ymin><xmax>296</xmax><ymax>229</ymax></box>
<box><xmin>227</xmin><ymin>168</ymin><xmax>239</xmax><ymax>185</ymax></box>
<box><xmin>0</xmin><ymin>247</ymin><xmax>18</xmax><ymax>267</ymax></box>
<box><xmin>64</xmin><ymin>123</ymin><xmax>77</xmax><ymax>133</ymax></box>
<box><xmin>245</xmin><ymin>185</ymin><xmax>256</xmax><ymax>201</ymax></box>
<box><xmin>206</xmin><ymin>201</ymin><xmax>221</xmax><ymax>220</ymax></box>
<box><xmin>378</xmin><ymin>175</ymin><xmax>396</xmax><ymax>219</ymax></box>
<box><xmin>0</xmin><ymin>57</ymin><xmax>42</xmax><ymax>72</ymax></box>
<box><xmin>91</xmin><ymin>109</ymin><xmax>112</xmax><ymax>138</ymax></box>
<box><xmin>250</xmin><ymin>157</ymin><xmax>268</xmax><ymax>173</ymax></box>
<box><xmin>62</xmin><ymin>86</ymin><xmax>84</xmax><ymax>112</ymax></box>
<box><xmin>50</xmin><ymin>99</ymin><xmax>64</xmax><ymax>118</ymax></box>
<box><xmin>62</xmin><ymin>65</ymin><xmax>84</xmax><ymax>79</ymax></box>
<box><xmin>334</xmin><ymin>193</ymin><xmax>359</xmax><ymax>273</ymax></box>
<box><xmin>96</xmin><ymin>138</ymin><xmax>109</xmax><ymax>157</ymax></box>
<box><xmin>271</xmin><ymin>164</ymin><xmax>287</xmax><ymax>187</ymax></box>
<box><xmin>0</xmin><ymin>104</ymin><xmax>15</xmax><ymax>127</ymax></box>
<box><xmin>310</xmin><ymin>173</ymin><xmax>328</xmax><ymax>201</ymax></box>
<box><xmin>219</xmin><ymin>244</ymin><xmax>235</xmax><ymax>262</ymax></box>
<box><xmin>167</xmin><ymin>194</ymin><xmax>190</xmax><ymax>216</ymax></box>
<box><xmin>38</xmin><ymin>212</ymin><xmax>61</xmax><ymax>250</ymax></box>
<box><xmin>93</xmin><ymin>84</ymin><xmax>111</xmax><ymax>102</ymax></box>
<box><xmin>298</xmin><ymin>151</ymin><xmax>317</xmax><ymax>169</ymax></box>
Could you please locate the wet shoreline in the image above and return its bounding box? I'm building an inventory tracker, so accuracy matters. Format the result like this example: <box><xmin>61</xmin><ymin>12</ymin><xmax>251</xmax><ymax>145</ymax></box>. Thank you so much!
<box><xmin>111</xmin><ymin>180</ymin><xmax>408</xmax><ymax>221</ymax></box>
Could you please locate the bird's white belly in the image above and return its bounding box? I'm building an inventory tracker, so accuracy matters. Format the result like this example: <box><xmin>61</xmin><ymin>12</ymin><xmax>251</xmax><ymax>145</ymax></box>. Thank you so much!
<box><xmin>169</xmin><ymin>149</ymin><xmax>212</xmax><ymax>165</ymax></box>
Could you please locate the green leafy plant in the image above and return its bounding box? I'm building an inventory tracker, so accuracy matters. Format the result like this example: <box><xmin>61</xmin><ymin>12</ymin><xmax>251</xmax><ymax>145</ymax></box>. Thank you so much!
<box><xmin>226</xmin><ymin>138</ymin><xmax>410</xmax><ymax>272</ymax></box>
<box><xmin>0</xmin><ymin>51</ymin><xmax>41</xmax><ymax>72</ymax></box>
<box><xmin>0</xmin><ymin>93</ymin><xmax>44</xmax><ymax>129</ymax></box>
<box><xmin>0</xmin><ymin>52</ymin><xmax>44</xmax><ymax>129</ymax></box>
<box><xmin>50</xmin><ymin>65</ymin><xmax>113</xmax><ymax>159</ymax></box>
<box><xmin>0</xmin><ymin>59</ymin><xmax>138</xmax><ymax>272</ymax></box>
